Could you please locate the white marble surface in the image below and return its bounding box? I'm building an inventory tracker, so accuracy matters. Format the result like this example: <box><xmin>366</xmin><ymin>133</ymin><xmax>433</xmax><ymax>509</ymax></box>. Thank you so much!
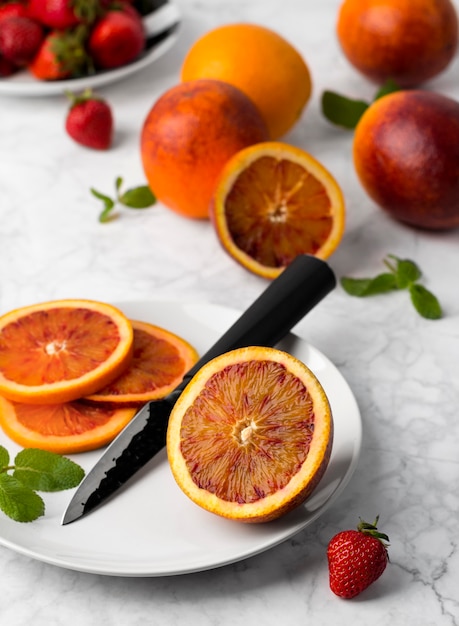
<box><xmin>1</xmin><ymin>0</ymin><xmax>459</xmax><ymax>623</ymax></box>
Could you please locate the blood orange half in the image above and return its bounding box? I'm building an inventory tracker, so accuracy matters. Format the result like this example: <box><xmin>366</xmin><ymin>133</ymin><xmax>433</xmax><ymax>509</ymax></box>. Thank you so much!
<box><xmin>0</xmin><ymin>396</ymin><xmax>137</xmax><ymax>454</ymax></box>
<box><xmin>0</xmin><ymin>299</ymin><xmax>134</xmax><ymax>404</ymax></box>
<box><xmin>84</xmin><ymin>320</ymin><xmax>199</xmax><ymax>406</ymax></box>
<box><xmin>167</xmin><ymin>346</ymin><xmax>333</xmax><ymax>523</ymax></box>
<box><xmin>211</xmin><ymin>141</ymin><xmax>345</xmax><ymax>279</ymax></box>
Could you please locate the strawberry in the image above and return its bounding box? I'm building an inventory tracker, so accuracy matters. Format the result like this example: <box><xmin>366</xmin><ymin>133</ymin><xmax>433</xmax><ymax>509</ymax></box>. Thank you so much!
<box><xmin>327</xmin><ymin>516</ymin><xmax>390</xmax><ymax>599</ymax></box>
<box><xmin>88</xmin><ymin>5</ymin><xmax>145</xmax><ymax>70</ymax></box>
<box><xmin>0</xmin><ymin>2</ymin><xmax>30</xmax><ymax>23</ymax></box>
<box><xmin>65</xmin><ymin>89</ymin><xmax>113</xmax><ymax>150</ymax></box>
<box><xmin>28</xmin><ymin>0</ymin><xmax>102</xmax><ymax>29</ymax></box>
<box><xmin>0</xmin><ymin>16</ymin><xmax>44</xmax><ymax>66</ymax></box>
<box><xmin>28</xmin><ymin>26</ymin><xmax>93</xmax><ymax>80</ymax></box>
<box><xmin>0</xmin><ymin>53</ymin><xmax>18</xmax><ymax>76</ymax></box>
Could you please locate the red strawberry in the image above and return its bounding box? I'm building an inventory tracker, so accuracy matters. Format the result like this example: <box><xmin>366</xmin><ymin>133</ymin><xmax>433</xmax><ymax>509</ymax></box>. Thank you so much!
<box><xmin>0</xmin><ymin>2</ymin><xmax>30</xmax><ymax>23</ymax></box>
<box><xmin>28</xmin><ymin>0</ymin><xmax>101</xmax><ymax>29</ymax></box>
<box><xmin>28</xmin><ymin>27</ymin><xmax>93</xmax><ymax>80</ymax></box>
<box><xmin>0</xmin><ymin>16</ymin><xmax>44</xmax><ymax>66</ymax></box>
<box><xmin>327</xmin><ymin>516</ymin><xmax>390</xmax><ymax>599</ymax></box>
<box><xmin>0</xmin><ymin>53</ymin><xmax>18</xmax><ymax>76</ymax></box>
<box><xmin>88</xmin><ymin>5</ymin><xmax>145</xmax><ymax>70</ymax></box>
<box><xmin>65</xmin><ymin>90</ymin><xmax>113</xmax><ymax>150</ymax></box>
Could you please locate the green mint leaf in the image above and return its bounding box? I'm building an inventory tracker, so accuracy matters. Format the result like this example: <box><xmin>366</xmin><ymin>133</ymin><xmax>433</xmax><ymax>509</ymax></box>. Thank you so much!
<box><xmin>409</xmin><ymin>284</ymin><xmax>443</xmax><ymax>319</ymax></box>
<box><xmin>341</xmin><ymin>253</ymin><xmax>443</xmax><ymax>318</ymax></box>
<box><xmin>341</xmin><ymin>272</ymin><xmax>398</xmax><ymax>296</ymax></box>
<box><xmin>373</xmin><ymin>79</ymin><xmax>400</xmax><ymax>101</ymax></box>
<box><xmin>98</xmin><ymin>204</ymin><xmax>118</xmax><ymax>223</ymax></box>
<box><xmin>90</xmin><ymin>188</ymin><xmax>113</xmax><ymax>203</ymax></box>
<box><xmin>321</xmin><ymin>90</ymin><xmax>369</xmax><ymax>129</ymax></box>
<box><xmin>384</xmin><ymin>254</ymin><xmax>422</xmax><ymax>286</ymax></box>
<box><xmin>92</xmin><ymin>178</ymin><xmax>156</xmax><ymax>222</ymax></box>
<box><xmin>13</xmin><ymin>449</ymin><xmax>85</xmax><ymax>492</ymax></box>
<box><xmin>91</xmin><ymin>188</ymin><xmax>117</xmax><ymax>223</ymax></box>
<box><xmin>0</xmin><ymin>445</ymin><xmax>10</xmax><ymax>468</ymax></box>
<box><xmin>0</xmin><ymin>474</ymin><xmax>45</xmax><ymax>522</ymax></box>
<box><xmin>119</xmin><ymin>185</ymin><xmax>156</xmax><ymax>209</ymax></box>
<box><xmin>341</xmin><ymin>277</ymin><xmax>373</xmax><ymax>296</ymax></box>
<box><xmin>390</xmin><ymin>256</ymin><xmax>422</xmax><ymax>288</ymax></box>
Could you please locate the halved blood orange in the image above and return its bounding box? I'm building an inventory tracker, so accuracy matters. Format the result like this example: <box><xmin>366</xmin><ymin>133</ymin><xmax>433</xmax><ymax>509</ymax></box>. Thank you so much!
<box><xmin>0</xmin><ymin>396</ymin><xmax>137</xmax><ymax>454</ymax></box>
<box><xmin>167</xmin><ymin>346</ymin><xmax>333</xmax><ymax>523</ymax></box>
<box><xmin>210</xmin><ymin>141</ymin><xmax>346</xmax><ymax>279</ymax></box>
<box><xmin>0</xmin><ymin>299</ymin><xmax>134</xmax><ymax>405</ymax></box>
<box><xmin>84</xmin><ymin>320</ymin><xmax>199</xmax><ymax>406</ymax></box>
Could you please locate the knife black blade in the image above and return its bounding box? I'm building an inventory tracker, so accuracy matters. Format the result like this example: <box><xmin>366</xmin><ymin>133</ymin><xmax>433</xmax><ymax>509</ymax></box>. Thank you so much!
<box><xmin>62</xmin><ymin>255</ymin><xmax>336</xmax><ymax>525</ymax></box>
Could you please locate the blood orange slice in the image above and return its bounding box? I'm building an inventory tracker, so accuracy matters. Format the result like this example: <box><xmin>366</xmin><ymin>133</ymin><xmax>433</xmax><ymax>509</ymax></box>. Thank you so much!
<box><xmin>211</xmin><ymin>141</ymin><xmax>345</xmax><ymax>279</ymax></box>
<box><xmin>0</xmin><ymin>299</ymin><xmax>134</xmax><ymax>405</ymax></box>
<box><xmin>0</xmin><ymin>396</ymin><xmax>137</xmax><ymax>454</ymax></box>
<box><xmin>84</xmin><ymin>320</ymin><xmax>199</xmax><ymax>406</ymax></box>
<box><xmin>167</xmin><ymin>346</ymin><xmax>333</xmax><ymax>523</ymax></box>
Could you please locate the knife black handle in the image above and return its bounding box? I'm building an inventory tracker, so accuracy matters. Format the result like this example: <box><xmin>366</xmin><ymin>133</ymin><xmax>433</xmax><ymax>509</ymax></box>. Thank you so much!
<box><xmin>181</xmin><ymin>255</ymin><xmax>336</xmax><ymax>385</ymax></box>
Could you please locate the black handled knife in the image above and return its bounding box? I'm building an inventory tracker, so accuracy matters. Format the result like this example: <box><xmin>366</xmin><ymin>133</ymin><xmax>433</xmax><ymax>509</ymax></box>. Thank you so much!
<box><xmin>62</xmin><ymin>255</ymin><xmax>336</xmax><ymax>525</ymax></box>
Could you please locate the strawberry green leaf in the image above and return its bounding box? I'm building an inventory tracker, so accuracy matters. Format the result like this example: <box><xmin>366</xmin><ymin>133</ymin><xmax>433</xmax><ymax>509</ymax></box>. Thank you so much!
<box><xmin>13</xmin><ymin>449</ymin><xmax>85</xmax><ymax>492</ymax></box>
<box><xmin>0</xmin><ymin>474</ymin><xmax>45</xmax><ymax>522</ymax></box>
<box><xmin>358</xmin><ymin>516</ymin><xmax>390</xmax><ymax>544</ymax></box>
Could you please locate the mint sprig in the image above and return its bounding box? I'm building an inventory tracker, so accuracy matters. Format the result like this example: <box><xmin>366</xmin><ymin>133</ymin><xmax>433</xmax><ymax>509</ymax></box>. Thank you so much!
<box><xmin>341</xmin><ymin>254</ymin><xmax>443</xmax><ymax>319</ymax></box>
<box><xmin>321</xmin><ymin>79</ymin><xmax>400</xmax><ymax>129</ymax></box>
<box><xmin>91</xmin><ymin>176</ymin><xmax>156</xmax><ymax>223</ymax></box>
<box><xmin>0</xmin><ymin>446</ymin><xmax>85</xmax><ymax>523</ymax></box>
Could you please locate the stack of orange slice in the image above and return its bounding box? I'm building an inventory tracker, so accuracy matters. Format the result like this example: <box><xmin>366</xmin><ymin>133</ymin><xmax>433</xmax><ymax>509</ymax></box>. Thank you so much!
<box><xmin>0</xmin><ymin>299</ymin><xmax>198</xmax><ymax>454</ymax></box>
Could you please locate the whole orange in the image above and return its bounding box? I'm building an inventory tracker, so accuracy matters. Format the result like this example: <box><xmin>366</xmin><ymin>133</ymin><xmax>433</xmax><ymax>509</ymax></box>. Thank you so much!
<box><xmin>180</xmin><ymin>23</ymin><xmax>312</xmax><ymax>139</ymax></box>
<box><xmin>140</xmin><ymin>79</ymin><xmax>269</xmax><ymax>219</ymax></box>
<box><xmin>353</xmin><ymin>90</ymin><xmax>459</xmax><ymax>230</ymax></box>
<box><xmin>336</xmin><ymin>0</ymin><xmax>458</xmax><ymax>87</ymax></box>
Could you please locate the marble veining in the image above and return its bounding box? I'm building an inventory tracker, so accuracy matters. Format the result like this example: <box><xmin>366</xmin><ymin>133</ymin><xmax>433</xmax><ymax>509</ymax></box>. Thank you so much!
<box><xmin>1</xmin><ymin>0</ymin><xmax>459</xmax><ymax>624</ymax></box>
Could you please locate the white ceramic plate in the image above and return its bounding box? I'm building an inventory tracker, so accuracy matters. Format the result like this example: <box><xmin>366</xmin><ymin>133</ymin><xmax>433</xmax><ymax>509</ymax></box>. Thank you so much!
<box><xmin>0</xmin><ymin>301</ymin><xmax>361</xmax><ymax>577</ymax></box>
<box><xmin>0</xmin><ymin>1</ymin><xmax>180</xmax><ymax>97</ymax></box>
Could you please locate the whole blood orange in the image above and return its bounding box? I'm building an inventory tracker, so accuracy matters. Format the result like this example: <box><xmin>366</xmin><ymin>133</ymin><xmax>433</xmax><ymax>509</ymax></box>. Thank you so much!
<box><xmin>353</xmin><ymin>90</ymin><xmax>459</xmax><ymax>230</ymax></box>
<box><xmin>0</xmin><ymin>396</ymin><xmax>137</xmax><ymax>454</ymax></box>
<box><xmin>140</xmin><ymin>79</ymin><xmax>269</xmax><ymax>219</ymax></box>
<box><xmin>336</xmin><ymin>0</ymin><xmax>458</xmax><ymax>87</ymax></box>
<box><xmin>210</xmin><ymin>141</ymin><xmax>345</xmax><ymax>279</ymax></box>
<box><xmin>84</xmin><ymin>320</ymin><xmax>199</xmax><ymax>406</ymax></box>
<box><xmin>0</xmin><ymin>299</ymin><xmax>133</xmax><ymax>404</ymax></box>
<box><xmin>167</xmin><ymin>346</ymin><xmax>333</xmax><ymax>523</ymax></box>
<box><xmin>180</xmin><ymin>23</ymin><xmax>312</xmax><ymax>139</ymax></box>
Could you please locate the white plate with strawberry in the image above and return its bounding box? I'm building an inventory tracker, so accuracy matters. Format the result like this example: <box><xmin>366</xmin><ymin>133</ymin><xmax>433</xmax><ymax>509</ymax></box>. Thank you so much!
<box><xmin>0</xmin><ymin>0</ymin><xmax>181</xmax><ymax>96</ymax></box>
